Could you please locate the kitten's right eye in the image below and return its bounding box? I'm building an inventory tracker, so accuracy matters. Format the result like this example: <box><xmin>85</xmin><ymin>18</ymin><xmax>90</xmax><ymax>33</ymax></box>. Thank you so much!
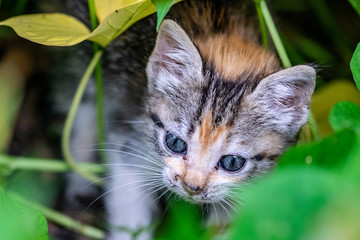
<box><xmin>165</xmin><ymin>132</ymin><xmax>187</xmax><ymax>155</ymax></box>
<box><xmin>218</xmin><ymin>155</ymin><xmax>246</xmax><ymax>172</ymax></box>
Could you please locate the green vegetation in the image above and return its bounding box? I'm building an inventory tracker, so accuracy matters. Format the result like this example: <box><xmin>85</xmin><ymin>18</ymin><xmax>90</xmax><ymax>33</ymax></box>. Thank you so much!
<box><xmin>0</xmin><ymin>0</ymin><xmax>360</xmax><ymax>239</ymax></box>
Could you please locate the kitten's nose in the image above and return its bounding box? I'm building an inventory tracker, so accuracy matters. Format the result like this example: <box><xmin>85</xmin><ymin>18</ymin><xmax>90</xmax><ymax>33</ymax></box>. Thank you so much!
<box><xmin>183</xmin><ymin>182</ymin><xmax>202</xmax><ymax>195</ymax></box>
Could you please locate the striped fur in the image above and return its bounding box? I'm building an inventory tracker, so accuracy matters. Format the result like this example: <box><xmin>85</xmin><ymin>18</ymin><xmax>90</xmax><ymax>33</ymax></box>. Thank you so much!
<box><xmin>146</xmin><ymin>1</ymin><xmax>316</xmax><ymax>205</ymax></box>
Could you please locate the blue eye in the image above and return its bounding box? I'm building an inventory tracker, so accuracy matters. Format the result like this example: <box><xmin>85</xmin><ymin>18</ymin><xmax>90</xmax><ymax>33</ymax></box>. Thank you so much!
<box><xmin>165</xmin><ymin>132</ymin><xmax>187</xmax><ymax>154</ymax></box>
<box><xmin>218</xmin><ymin>155</ymin><xmax>246</xmax><ymax>172</ymax></box>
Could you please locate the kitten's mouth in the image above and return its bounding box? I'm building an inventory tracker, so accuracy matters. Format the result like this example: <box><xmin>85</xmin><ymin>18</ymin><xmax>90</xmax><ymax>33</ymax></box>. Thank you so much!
<box><xmin>163</xmin><ymin>170</ymin><xmax>223</xmax><ymax>203</ymax></box>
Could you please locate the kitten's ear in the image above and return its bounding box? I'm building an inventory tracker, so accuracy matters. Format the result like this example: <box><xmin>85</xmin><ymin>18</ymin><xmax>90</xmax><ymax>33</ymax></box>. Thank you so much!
<box><xmin>146</xmin><ymin>19</ymin><xmax>203</xmax><ymax>91</ymax></box>
<box><xmin>247</xmin><ymin>65</ymin><xmax>316</xmax><ymax>134</ymax></box>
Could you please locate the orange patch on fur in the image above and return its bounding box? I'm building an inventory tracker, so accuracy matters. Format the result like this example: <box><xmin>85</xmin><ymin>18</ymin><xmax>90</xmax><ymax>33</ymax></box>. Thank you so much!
<box><xmin>195</xmin><ymin>34</ymin><xmax>280</xmax><ymax>81</ymax></box>
<box><xmin>198</xmin><ymin>111</ymin><xmax>228</xmax><ymax>153</ymax></box>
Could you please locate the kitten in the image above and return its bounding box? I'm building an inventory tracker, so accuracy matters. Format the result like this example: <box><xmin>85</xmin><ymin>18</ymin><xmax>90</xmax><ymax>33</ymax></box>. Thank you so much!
<box><xmin>45</xmin><ymin>0</ymin><xmax>315</xmax><ymax>239</ymax></box>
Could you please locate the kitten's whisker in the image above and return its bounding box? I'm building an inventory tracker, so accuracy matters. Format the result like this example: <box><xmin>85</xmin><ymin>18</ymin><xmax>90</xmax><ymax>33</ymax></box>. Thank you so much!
<box><xmin>99</xmin><ymin>163</ymin><xmax>162</xmax><ymax>173</ymax></box>
<box><xmin>83</xmin><ymin>178</ymin><xmax>162</xmax><ymax>212</ymax></box>
<box><xmin>84</xmin><ymin>171</ymin><xmax>162</xmax><ymax>189</ymax></box>
<box><xmin>218</xmin><ymin>200</ymin><xmax>231</xmax><ymax>218</ymax></box>
<box><xmin>100</xmin><ymin>143</ymin><xmax>163</xmax><ymax>167</ymax></box>
<box><xmin>135</xmin><ymin>185</ymin><xmax>168</xmax><ymax>208</ymax></box>
<box><xmin>152</xmin><ymin>188</ymin><xmax>170</xmax><ymax>203</ymax></box>
<box><xmin>224</xmin><ymin>197</ymin><xmax>241</xmax><ymax>212</ymax></box>
<box><xmin>122</xmin><ymin>141</ymin><xmax>159</xmax><ymax>159</ymax></box>
<box><xmin>103</xmin><ymin>171</ymin><xmax>162</xmax><ymax>178</ymax></box>
<box><xmin>70</xmin><ymin>148</ymin><xmax>163</xmax><ymax>169</ymax></box>
<box><xmin>223</xmin><ymin>198</ymin><xmax>240</xmax><ymax>214</ymax></box>
<box><xmin>122</xmin><ymin>181</ymin><xmax>165</xmax><ymax>196</ymax></box>
<box><xmin>163</xmin><ymin>191</ymin><xmax>177</xmax><ymax>214</ymax></box>
<box><xmin>212</xmin><ymin>203</ymin><xmax>219</xmax><ymax>225</ymax></box>
<box><xmin>98</xmin><ymin>149</ymin><xmax>164</xmax><ymax>168</ymax></box>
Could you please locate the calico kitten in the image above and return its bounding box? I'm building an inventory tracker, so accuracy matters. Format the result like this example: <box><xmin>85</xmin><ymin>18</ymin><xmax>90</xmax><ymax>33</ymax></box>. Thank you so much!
<box><xmin>46</xmin><ymin>0</ymin><xmax>315</xmax><ymax>239</ymax></box>
<box><xmin>145</xmin><ymin>0</ymin><xmax>315</xmax><ymax>208</ymax></box>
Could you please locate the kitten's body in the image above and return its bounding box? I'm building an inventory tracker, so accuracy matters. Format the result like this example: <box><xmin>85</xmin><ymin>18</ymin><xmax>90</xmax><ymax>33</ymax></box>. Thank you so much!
<box><xmin>45</xmin><ymin>0</ymin><xmax>315</xmax><ymax>239</ymax></box>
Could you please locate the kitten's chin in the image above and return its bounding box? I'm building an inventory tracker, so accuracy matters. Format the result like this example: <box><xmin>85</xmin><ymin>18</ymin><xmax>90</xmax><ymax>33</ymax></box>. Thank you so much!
<box><xmin>169</xmin><ymin>187</ymin><xmax>225</xmax><ymax>204</ymax></box>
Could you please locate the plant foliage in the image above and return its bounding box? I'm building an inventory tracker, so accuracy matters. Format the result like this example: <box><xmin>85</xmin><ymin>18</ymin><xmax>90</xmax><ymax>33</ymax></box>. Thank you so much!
<box><xmin>0</xmin><ymin>187</ymin><xmax>49</xmax><ymax>240</ymax></box>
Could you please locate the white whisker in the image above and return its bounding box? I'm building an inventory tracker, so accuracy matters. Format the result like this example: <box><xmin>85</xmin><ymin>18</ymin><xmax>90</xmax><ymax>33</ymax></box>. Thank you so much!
<box><xmin>98</xmin><ymin>149</ymin><xmax>164</xmax><ymax>168</ymax></box>
<box><xmin>152</xmin><ymin>188</ymin><xmax>170</xmax><ymax>203</ymax></box>
<box><xmin>135</xmin><ymin>185</ymin><xmax>168</xmax><ymax>208</ymax></box>
<box><xmin>218</xmin><ymin>200</ymin><xmax>231</xmax><ymax>218</ymax></box>
<box><xmin>212</xmin><ymin>203</ymin><xmax>219</xmax><ymax>225</ymax></box>
<box><xmin>83</xmin><ymin>178</ymin><xmax>163</xmax><ymax>213</ymax></box>
<box><xmin>99</xmin><ymin>163</ymin><xmax>162</xmax><ymax>173</ymax></box>
<box><xmin>100</xmin><ymin>143</ymin><xmax>163</xmax><ymax>167</ymax></box>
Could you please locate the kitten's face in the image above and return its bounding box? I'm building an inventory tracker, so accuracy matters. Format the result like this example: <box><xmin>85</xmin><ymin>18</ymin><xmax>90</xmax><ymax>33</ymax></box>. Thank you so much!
<box><xmin>149</xmin><ymin>109</ymin><xmax>284</xmax><ymax>204</ymax></box>
<box><xmin>146</xmin><ymin>20</ymin><xmax>315</xmax><ymax>203</ymax></box>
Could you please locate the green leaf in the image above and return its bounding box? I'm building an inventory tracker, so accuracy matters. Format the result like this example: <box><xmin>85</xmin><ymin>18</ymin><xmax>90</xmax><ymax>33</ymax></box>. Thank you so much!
<box><xmin>0</xmin><ymin>0</ymin><xmax>183</xmax><ymax>47</ymax></box>
<box><xmin>0</xmin><ymin>13</ymin><xmax>91</xmax><ymax>46</ymax></box>
<box><xmin>88</xmin><ymin>0</ymin><xmax>157</xmax><ymax>47</ymax></box>
<box><xmin>227</xmin><ymin>167</ymin><xmax>360</xmax><ymax>240</ymax></box>
<box><xmin>0</xmin><ymin>1</ymin><xmax>160</xmax><ymax>47</ymax></box>
<box><xmin>94</xmin><ymin>0</ymin><xmax>141</xmax><ymax>23</ymax></box>
<box><xmin>0</xmin><ymin>187</ymin><xmax>49</xmax><ymax>240</ymax></box>
<box><xmin>329</xmin><ymin>101</ymin><xmax>360</xmax><ymax>132</ymax></box>
<box><xmin>152</xmin><ymin>0</ymin><xmax>175</xmax><ymax>31</ymax></box>
<box><xmin>6</xmin><ymin>171</ymin><xmax>61</xmax><ymax>206</ymax></box>
<box><xmin>350</xmin><ymin>43</ymin><xmax>360</xmax><ymax>91</ymax></box>
<box><xmin>155</xmin><ymin>199</ymin><xmax>204</xmax><ymax>240</ymax></box>
<box><xmin>89</xmin><ymin>0</ymin><xmax>180</xmax><ymax>46</ymax></box>
<box><xmin>228</xmin><ymin>167</ymin><xmax>337</xmax><ymax>240</ymax></box>
<box><xmin>279</xmin><ymin>129</ymin><xmax>358</xmax><ymax>168</ymax></box>
<box><xmin>348</xmin><ymin>0</ymin><xmax>360</xmax><ymax>17</ymax></box>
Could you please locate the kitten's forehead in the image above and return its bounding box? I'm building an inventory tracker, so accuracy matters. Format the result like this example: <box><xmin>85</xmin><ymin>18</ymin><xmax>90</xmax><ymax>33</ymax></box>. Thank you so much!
<box><xmin>191</xmin><ymin>69</ymin><xmax>257</xmax><ymax>130</ymax></box>
<box><xmin>197</xmin><ymin>111</ymin><xmax>228</xmax><ymax>152</ymax></box>
<box><xmin>195</xmin><ymin>34</ymin><xmax>280</xmax><ymax>81</ymax></box>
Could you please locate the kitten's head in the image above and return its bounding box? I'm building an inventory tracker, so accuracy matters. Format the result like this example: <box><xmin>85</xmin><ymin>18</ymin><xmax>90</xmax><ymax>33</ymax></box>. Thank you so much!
<box><xmin>146</xmin><ymin>20</ymin><xmax>315</xmax><ymax>203</ymax></box>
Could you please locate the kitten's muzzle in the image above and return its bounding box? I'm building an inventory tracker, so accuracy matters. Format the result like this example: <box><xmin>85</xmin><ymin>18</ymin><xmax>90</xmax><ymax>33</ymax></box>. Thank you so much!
<box><xmin>183</xmin><ymin>182</ymin><xmax>202</xmax><ymax>195</ymax></box>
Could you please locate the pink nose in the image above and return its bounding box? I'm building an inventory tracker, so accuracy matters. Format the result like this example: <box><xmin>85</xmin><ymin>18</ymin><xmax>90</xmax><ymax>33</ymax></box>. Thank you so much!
<box><xmin>183</xmin><ymin>182</ymin><xmax>202</xmax><ymax>195</ymax></box>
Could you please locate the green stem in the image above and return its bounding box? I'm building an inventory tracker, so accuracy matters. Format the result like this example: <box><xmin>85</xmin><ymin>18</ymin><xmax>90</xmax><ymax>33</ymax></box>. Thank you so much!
<box><xmin>88</xmin><ymin>0</ymin><xmax>107</xmax><ymax>163</ymax></box>
<box><xmin>61</xmin><ymin>50</ymin><xmax>103</xmax><ymax>184</ymax></box>
<box><xmin>88</xmin><ymin>0</ymin><xmax>98</xmax><ymax>31</ymax></box>
<box><xmin>94</xmin><ymin>58</ymin><xmax>106</xmax><ymax>163</ymax></box>
<box><xmin>254</xmin><ymin>1</ymin><xmax>268</xmax><ymax>49</ymax></box>
<box><xmin>9</xmin><ymin>191</ymin><xmax>105</xmax><ymax>239</ymax></box>
<box><xmin>259</xmin><ymin>0</ymin><xmax>291</xmax><ymax>68</ymax></box>
<box><xmin>0</xmin><ymin>155</ymin><xmax>105</xmax><ymax>173</ymax></box>
<box><xmin>308</xmin><ymin>111</ymin><xmax>320</xmax><ymax>140</ymax></box>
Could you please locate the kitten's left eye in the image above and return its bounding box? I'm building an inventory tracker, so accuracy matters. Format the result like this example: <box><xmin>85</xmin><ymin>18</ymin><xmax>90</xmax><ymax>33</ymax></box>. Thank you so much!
<box><xmin>218</xmin><ymin>155</ymin><xmax>246</xmax><ymax>172</ymax></box>
<box><xmin>165</xmin><ymin>132</ymin><xmax>187</xmax><ymax>154</ymax></box>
